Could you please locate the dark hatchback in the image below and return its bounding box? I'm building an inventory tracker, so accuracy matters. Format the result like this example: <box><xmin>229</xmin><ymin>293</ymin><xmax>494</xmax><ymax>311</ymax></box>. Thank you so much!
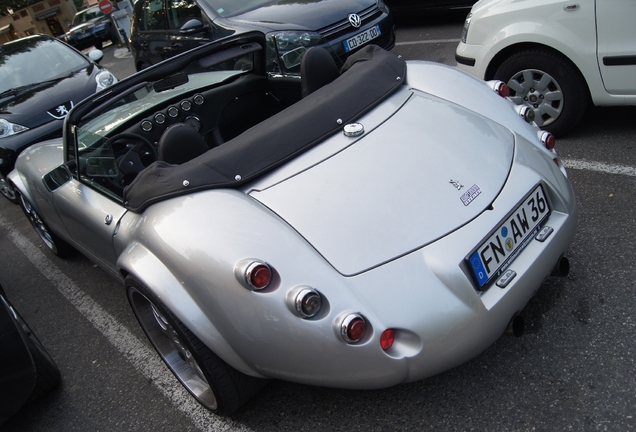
<box><xmin>61</xmin><ymin>6</ymin><xmax>118</xmax><ymax>50</ymax></box>
<box><xmin>130</xmin><ymin>0</ymin><xmax>395</xmax><ymax>73</ymax></box>
<box><xmin>0</xmin><ymin>35</ymin><xmax>117</xmax><ymax>202</ymax></box>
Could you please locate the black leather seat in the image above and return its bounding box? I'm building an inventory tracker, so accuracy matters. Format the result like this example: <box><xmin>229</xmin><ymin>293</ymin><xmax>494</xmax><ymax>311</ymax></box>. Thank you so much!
<box><xmin>300</xmin><ymin>47</ymin><xmax>340</xmax><ymax>98</ymax></box>
<box><xmin>158</xmin><ymin>123</ymin><xmax>209</xmax><ymax>164</ymax></box>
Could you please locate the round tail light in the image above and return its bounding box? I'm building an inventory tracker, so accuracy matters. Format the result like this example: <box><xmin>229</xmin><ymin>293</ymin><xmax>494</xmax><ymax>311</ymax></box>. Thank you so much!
<box><xmin>245</xmin><ymin>261</ymin><xmax>272</xmax><ymax>290</ymax></box>
<box><xmin>539</xmin><ymin>131</ymin><xmax>556</xmax><ymax>150</ymax></box>
<box><xmin>487</xmin><ymin>80</ymin><xmax>510</xmax><ymax>97</ymax></box>
<box><xmin>340</xmin><ymin>314</ymin><xmax>366</xmax><ymax>343</ymax></box>
<box><xmin>295</xmin><ymin>288</ymin><xmax>322</xmax><ymax>318</ymax></box>
<box><xmin>380</xmin><ymin>329</ymin><xmax>395</xmax><ymax>351</ymax></box>
<box><xmin>515</xmin><ymin>105</ymin><xmax>535</xmax><ymax>123</ymax></box>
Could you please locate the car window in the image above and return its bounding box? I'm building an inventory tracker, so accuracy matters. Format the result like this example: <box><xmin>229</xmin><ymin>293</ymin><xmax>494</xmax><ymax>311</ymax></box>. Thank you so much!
<box><xmin>73</xmin><ymin>51</ymin><xmax>255</xmax><ymax>201</ymax></box>
<box><xmin>0</xmin><ymin>38</ymin><xmax>90</xmax><ymax>94</ymax></box>
<box><xmin>72</xmin><ymin>8</ymin><xmax>103</xmax><ymax>26</ymax></box>
<box><xmin>199</xmin><ymin>0</ymin><xmax>278</xmax><ymax>17</ymax></box>
<box><xmin>142</xmin><ymin>0</ymin><xmax>166</xmax><ymax>31</ymax></box>
<box><xmin>167</xmin><ymin>0</ymin><xmax>203</xmax><ymax>29</ymax></box>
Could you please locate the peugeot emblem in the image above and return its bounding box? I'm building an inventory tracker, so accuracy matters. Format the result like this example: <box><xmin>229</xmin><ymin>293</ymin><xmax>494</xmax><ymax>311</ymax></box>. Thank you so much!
<box><xmin>348</xmin><ymin>13</ymin><xmax>362</xmax><ymax>28</ymax></box>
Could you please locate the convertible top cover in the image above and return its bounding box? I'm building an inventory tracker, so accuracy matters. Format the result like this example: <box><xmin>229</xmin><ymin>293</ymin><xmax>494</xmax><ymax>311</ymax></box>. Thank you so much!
<box><xmin>123</xmin><ymin>45</ymin><xmax>407</xmax><ymax>213</ymax></box>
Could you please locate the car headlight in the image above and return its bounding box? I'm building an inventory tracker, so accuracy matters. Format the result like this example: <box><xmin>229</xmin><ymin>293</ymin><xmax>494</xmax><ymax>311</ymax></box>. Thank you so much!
<box><xmin>95</xmin><ymin>70</ymin><xmax>117</xmax><ymax>91</ymax></box>
<box><xmin>0</xmin><ymin>119</ymin><xmax>29</xmax><ymax>139</ymax></box>
<box><xmin>461</xmin><ymin>13</ymin><xmax>472</xmax><ymax>44</ymax></box>
<box><xmin>268</xmin><ymin>31</ymin><xmax>326</xmax><ymax>73</ymax></box>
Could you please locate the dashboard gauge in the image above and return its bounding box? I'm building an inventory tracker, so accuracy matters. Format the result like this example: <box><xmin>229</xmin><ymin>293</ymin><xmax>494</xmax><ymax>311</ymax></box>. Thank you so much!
<box><xmin>141</xmin><ymin>120</ymin><xmax>153</xmax><ymax>132</ymax></box>
<box><xmin>180</xmin><ymin>100</ymin><xmax>192</xmax><ymax>111</ymax></box>
<box><xmin>184</xmin><ymin>115</ymin><xmax>201</xmax><ymax>131</ymax></box>
<box><xmin>193</xmin><ymin>94</ymin><xmax>205</xmax><ymax>105</ymax></box>
<box><xmin>154</xmin><ymin>112</ymin><xmax>166</xmax><ymax>124</ymax></box>
<box><xmin>167</xmin><ymin>106</ymin><xmax>179</xmax><ymax>118</ymax></box>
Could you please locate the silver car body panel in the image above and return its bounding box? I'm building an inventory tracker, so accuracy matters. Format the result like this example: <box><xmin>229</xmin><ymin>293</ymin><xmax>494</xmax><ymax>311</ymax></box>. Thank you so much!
<box><xmin>9</xmin><ymin>59</ymin><xmax>577</xmax><ymax>387</ymax></box>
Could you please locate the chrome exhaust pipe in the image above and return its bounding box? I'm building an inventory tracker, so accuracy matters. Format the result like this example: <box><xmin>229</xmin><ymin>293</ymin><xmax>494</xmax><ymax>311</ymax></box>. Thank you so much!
<box><xmin>551</xmin><ymin>256</ymin><xmax>570</xmax><ymax>278</ymax></box>
<box><xmin>505</xmin><ymin>315</ymin><xmax>524</xmax><ymax>337</ymax></box>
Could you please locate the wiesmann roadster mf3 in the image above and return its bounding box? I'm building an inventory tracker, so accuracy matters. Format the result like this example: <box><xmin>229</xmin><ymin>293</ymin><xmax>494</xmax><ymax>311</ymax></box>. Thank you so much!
<box><xmin>8</xmin><ymin>32</ymin><xmax>577</xmax><ymax>415</ymax></box>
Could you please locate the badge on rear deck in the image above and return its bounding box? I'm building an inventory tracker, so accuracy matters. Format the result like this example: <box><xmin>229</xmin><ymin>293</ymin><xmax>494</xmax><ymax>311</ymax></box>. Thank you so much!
<box><xmin>460</xmin><ymin>184</ymin><xmax>481</xmax><ymax>206</ymax></box>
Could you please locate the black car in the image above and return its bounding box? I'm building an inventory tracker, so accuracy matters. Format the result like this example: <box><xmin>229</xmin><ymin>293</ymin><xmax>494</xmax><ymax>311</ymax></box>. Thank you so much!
<box><xmin>62</xmin><ymin>6</ymin><xmax>119</xmax><ymax>50</ymax></box>
<box><xmin>0</xmin><ymin>283</ymin><xmax>60</xmax><ymax>425</ymax></box>
<box><xmin>385</xmin><ymin>0</ymin><xmax>475</xmax><ymax>14</ymax></box>
<box><xmin>0</xmin><ymin>35</ymin><xmax>117</xmax><ymax>203</ymax></box>
<box><xmin>130</xmin><ymin>0</ymin><xmax>395</xmax><ymax>73</ymax></box>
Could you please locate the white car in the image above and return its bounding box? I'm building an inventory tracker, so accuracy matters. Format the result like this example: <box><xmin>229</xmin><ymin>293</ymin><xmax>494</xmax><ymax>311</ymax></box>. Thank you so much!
<box><xmin>455</xmin><ymin>0</ymin><xmax>636</xmax><ymax>136</ymax></box>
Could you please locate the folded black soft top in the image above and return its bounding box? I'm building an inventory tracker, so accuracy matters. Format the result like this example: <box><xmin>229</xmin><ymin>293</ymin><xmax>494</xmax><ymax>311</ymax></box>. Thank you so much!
<box><xmin>123</xmin><ymin>45</ymin><xmax>407</xmax><ymax>213</ymax></box>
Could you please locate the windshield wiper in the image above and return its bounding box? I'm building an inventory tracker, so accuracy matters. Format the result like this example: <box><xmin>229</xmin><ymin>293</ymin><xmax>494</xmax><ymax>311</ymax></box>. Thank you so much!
<box><xmin>0</xmin><ymin>73</ymin><xmax>75</xmax><ymax>98</ymax></box>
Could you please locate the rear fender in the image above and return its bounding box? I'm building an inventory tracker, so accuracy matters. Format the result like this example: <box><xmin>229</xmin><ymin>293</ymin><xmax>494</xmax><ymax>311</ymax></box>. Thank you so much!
<box><xmin>117</xmin><ymin>242</ymin><xmax>263</xmax><ymax>378</ymax></box>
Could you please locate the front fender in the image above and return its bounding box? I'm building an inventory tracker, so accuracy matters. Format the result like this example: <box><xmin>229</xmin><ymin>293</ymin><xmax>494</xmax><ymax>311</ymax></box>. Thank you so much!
<box><xmin>116</xmin><ymin>242</ymin><xmax>264</xmax><ymax>378</ymax></box>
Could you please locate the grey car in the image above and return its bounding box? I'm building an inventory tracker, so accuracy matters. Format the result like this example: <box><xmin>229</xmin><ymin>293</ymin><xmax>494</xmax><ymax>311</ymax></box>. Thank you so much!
<box><xmin>9</xmin><ymin>32</ymin><xmax>577</xmax><ymax>415</ymax></box>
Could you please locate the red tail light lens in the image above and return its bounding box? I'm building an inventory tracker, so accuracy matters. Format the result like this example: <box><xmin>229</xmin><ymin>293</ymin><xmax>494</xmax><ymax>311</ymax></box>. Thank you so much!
<box><xmin>246</xmin><ymin>261</ymin><xmax>271</xmax><ymax>290</ymax></box>
<box><xmin>539</xmin><ymin>131</ymin><xmax>556</xmax><ymax>150</ymax></box>
<box><xmin>341</xmin><ymin>314</ymin><xmax>366</xmax><ymax>343</ymax></box>
<box><xmin>380</xmin><ymin>329</ymin><xmax>395</xmax><ymax>350</ymax></box>
<box><xmin>487</xmin><ymin>80</ymin><xmax>509</xmax><ymax>97</ymax></box>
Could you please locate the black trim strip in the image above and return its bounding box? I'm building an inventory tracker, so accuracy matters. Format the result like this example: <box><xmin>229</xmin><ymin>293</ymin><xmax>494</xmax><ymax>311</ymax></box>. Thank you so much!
<box><xmin>455</xmin><ymin>53</ymin><xmax>475</xmax><ymax>67</ymax></box>
<box><xmin>603</xmin><ymin>55</ymin><xmax>636</xmax><ymax>66</ymax></box>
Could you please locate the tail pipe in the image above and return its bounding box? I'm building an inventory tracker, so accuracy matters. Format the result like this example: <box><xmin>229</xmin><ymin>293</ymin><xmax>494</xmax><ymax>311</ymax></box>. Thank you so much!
<box><xmin>551</xmin><ymin>256</ymin><xmax>570</xmax><ymax>278</ymax></box>
<box><xmin>505</xmin><ymin>315</ymin><xmax>524</xmax><ymax>337</ymax></box>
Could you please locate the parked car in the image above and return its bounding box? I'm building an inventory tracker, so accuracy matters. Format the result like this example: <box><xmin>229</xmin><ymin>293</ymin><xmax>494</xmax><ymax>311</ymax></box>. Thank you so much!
<box><xmin>0</xmin><ymin>282</ymin><xmax>61</xmax><ymax>425</ymax></box>
<box><xmin>0</xmin><ymin>35</ymin><xmax>117</xmax><ymax>203</ymax></box>
<box><xmin>9</xmin><ymin>31</ymin><xmax>577</xmax><ymax>415</ymax></box>
<box><xmin>130</xmin><ymin>0</ymin><xmax>395</xmax><ymax>73</ymax></box>
<box><xmin>385</xmin><ymin>0</ymin><xmax>475</xmax><ymax>14</ymax></box>
<box><xmin>62</xmin><ymin>6</ymin><xmax>119</xmax><ymax>50</ymax></box>
<box><xmin>455</xmin><ymin>0</ymin><xmax>636</xmax><ymax>136</ymax></box>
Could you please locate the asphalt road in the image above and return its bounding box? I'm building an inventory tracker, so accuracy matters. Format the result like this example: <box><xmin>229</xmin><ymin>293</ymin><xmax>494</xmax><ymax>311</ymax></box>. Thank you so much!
<box><xmin>1</xmin><ymin>13</ymin><xmax>635</xmax><ymax>431</ymax></box>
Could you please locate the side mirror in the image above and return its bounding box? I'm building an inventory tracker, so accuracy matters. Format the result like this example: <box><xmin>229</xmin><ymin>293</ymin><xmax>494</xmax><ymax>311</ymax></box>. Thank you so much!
<box><xmin>88</xmin><ymin>49</ymin><xmax>104</xmax><ymax>64</ymax></box>
<box><xmin>180</xmin><ymin>19</ymin><xmax>205</xmax><ymax>35</ymax></box>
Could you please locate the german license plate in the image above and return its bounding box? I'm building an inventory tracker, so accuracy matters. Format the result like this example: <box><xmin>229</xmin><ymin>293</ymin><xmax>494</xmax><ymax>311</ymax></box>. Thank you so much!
<box><xmin>468</xmin><ymin>184</ymin><xmax>550</xmax><ymax>288</ymax></box>
<box><xmin>343</xmin><ymin>25</ymin><xmax>381</xmax><ymax>52</ymax></box>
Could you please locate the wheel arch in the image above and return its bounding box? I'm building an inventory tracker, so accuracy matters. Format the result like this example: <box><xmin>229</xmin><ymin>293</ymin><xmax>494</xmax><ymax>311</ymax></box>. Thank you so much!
<box><xmin>117</xmin><ymin>242</ymin><xmax>264</xmax><ymax>378</ymax></box>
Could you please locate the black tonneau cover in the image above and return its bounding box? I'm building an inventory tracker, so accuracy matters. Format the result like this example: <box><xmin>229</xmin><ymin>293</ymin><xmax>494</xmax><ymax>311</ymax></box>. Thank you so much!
<box><xmin>123</xmin><ymin>45</ymin><xmax>406</xmax><ymax>213</ymax></box>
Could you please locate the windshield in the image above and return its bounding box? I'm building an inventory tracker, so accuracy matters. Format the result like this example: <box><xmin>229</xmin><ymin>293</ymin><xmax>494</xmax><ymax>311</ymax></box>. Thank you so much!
<box><xmin>77</xmin><ymin>70</ymin><xmax>244</xmax><ymax>149</ymax></box>
<box><xmin>72</xmin><ymin>7</ymin><xmax>104</xmax><ymax>26</ymax></box>
<box><xmin>0</xmin><ymin>38</ymin><xmax>90</xmax><ymax>94</ymax></box>
<box><xmin>199</xmin><ymin>0</ymin><xmax>278</xmax><ymax>17</ymax></box>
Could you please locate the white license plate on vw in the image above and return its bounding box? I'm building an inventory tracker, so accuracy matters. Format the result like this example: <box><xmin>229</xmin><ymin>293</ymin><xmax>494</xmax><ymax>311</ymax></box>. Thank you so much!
<box><xmin>344</xmin><ymin>25</ymin><xmax>381</xmax><ymax>52</ymax></box>
<box><xmin>468</xmin><ymin>184</ymin><xmax>551</xmax><ymax>288</ymax></box>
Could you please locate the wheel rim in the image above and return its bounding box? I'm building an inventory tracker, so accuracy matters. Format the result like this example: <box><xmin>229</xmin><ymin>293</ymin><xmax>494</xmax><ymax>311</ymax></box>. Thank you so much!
<box><xmin>20</xmin><ymin>195</ymin><xmax>58</xmax><ymax>253</ymax></box>
<box><xmin>128</xmin><ymin>288</ymin><xmax>218</xmax><ymax>410</ymax></box>
<box><xmin>0</xmin><ymin>178</ymin><xmax>17</xmax><ymax>201</ymax></box>
<box><xmin>506</xmin><ymin>68</ymin><xmax>564</xmax><ymax>128</ymax></box>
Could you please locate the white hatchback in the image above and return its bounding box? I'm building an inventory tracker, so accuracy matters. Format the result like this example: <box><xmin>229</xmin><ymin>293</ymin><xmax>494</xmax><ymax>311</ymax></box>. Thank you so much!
<box><xmin>455</xmin><ymin>0</ymin><xmax>636</xmax><ymax>136</ymax></box>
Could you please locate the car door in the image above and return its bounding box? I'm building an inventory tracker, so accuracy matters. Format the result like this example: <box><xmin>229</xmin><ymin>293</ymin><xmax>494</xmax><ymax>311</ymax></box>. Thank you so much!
<box><xmin>596</xmin><ymin>0</ymin><xmax>636</xmax><ymax>95</ymax></box>
<box><xmin>135</xmin><ymin>0</ymin><xmax>170</xmax><ymax>65</ymax></box>
<box><xmin>53</xmin><ymin>180</ymin><xmax>126</xmax><ymax>276</ymax></box>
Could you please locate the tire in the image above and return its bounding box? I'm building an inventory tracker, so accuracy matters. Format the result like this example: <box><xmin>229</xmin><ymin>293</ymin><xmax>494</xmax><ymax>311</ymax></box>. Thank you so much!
<box><xmin>18</xmin><ymin>193</ymin><xmax>73</xmax><ymax>257</ymax></box>
<box><xmin>126</xmin><ymin>277</ymin><xmax>267</xmax><ymax>415</ymax></box>
<box><xmin>494</xmin><ymin>48</ymin><xmax>590</xmax><ymax>137</ymax></box>
<box><xmin>0</xmin><ymin>176</ymin><xmax>19</xmax><ymax>204</ymax></box>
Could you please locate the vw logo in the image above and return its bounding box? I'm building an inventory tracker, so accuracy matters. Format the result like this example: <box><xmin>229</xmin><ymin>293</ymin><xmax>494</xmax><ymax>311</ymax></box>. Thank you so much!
<box><xmin>348</xmin><ymin>13</ymin><xmax>362</xmax><ymax>28</ymax></box>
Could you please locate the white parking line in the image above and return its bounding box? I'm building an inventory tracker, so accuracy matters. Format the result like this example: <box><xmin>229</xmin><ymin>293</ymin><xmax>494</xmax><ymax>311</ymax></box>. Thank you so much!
<box><xmin>0</xmin><ymin>215</ymin><xmax>251</xmax><ymax>432</ymax></box>
<box><xmin>562</xmin><ymin>158</ymin><xmax>636</xmax><ymax>177</ymax></box>
<box><xmin>395</xmin><ymin>38</ymin><xmax>460</xmax><ymax>46</ymax></box>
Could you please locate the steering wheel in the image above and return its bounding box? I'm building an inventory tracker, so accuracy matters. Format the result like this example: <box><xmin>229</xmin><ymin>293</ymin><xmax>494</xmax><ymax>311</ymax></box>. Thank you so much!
<box><xmin>104</xmin><ymin>133</ymin><xmax>158</xmax><ymax>177</ymax></box>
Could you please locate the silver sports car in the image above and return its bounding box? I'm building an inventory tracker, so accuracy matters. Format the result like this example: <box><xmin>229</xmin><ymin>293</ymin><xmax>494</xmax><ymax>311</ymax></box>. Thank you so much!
<box><xmin>8</xmin><ymin>32</ymin><xmax>577</xmax><ymax>415</ymax></box>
